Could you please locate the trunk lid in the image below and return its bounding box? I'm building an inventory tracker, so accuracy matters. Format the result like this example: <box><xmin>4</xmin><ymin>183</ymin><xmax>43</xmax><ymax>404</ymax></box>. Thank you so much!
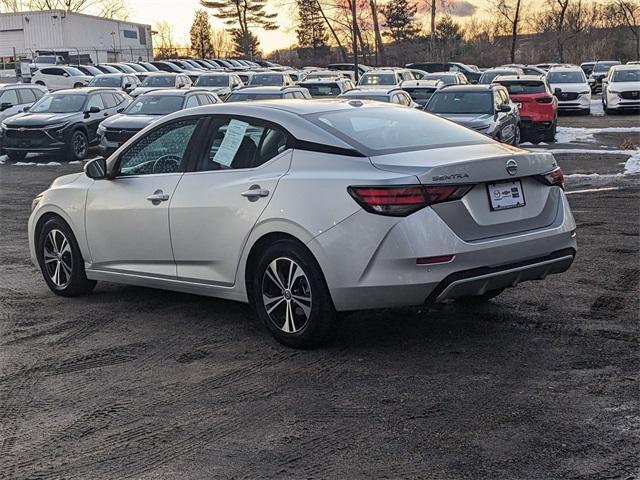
<box><xmin>370</xmin><ymin>143</ymin><xmax>562</xmax><ymax>241</ymax></box>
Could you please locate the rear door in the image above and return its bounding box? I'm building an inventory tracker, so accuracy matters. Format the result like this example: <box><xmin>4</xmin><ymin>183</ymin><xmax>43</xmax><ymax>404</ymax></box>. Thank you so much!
<box><xmin>169</xmin><ymin>115</ymin><xmax>293</xmax><ymax>285</ymax></box>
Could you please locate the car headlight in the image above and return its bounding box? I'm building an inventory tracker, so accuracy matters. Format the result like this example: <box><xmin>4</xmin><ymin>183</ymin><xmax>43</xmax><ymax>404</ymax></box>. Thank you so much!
<box><xmin>45</xmin><ymin>122</ymin><xmax>68</xmax><ymax>130</ymax></box>
<box><xmin>608</xmin><ymin>89</ymin><xmax>620</xmax><ymax>94</ymax></box>
<box><xmin>31</xmin><ymin>193</ymin><xmax>43</xmax><ymax>212</ymax></box>
<box><xmin>97</xmin><ymin>124</ymin><xmax>106</xmax><ymax>135</ymax></box>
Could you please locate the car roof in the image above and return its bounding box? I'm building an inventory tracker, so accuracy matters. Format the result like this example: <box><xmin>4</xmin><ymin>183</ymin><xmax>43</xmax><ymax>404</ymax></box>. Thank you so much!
<box><xmin>299</xmin><ymin>78</ymin><xmax>348</xmax><ymax>84</ymax></box>
<box><xmin>340</xmin><ymin>88</ymin><xmax>396</xmax><ymax>95</ymax></box>
<box><xmin>438</xmin><ymin>84</ymin><xmax>497</xmax><ymax>92</ymax></box>
<box><xmin>92</xmin><ymin>73</ymin><xmax>127</xmax><ymax>77</ymax></box>
<box><xmin>493</xmin><ymin>74</ymin><xmax>545</xmax><ymax>82</ymax></box>
<box><xmin>400</xmin><ymin>80</ymin><xmax>441</xmax><ymax>87</ymax></box>
<box><xmin>610</xmin><ymin>64</ymin><xmax>639</xmax><ymax>71</ymax></box>
<box><xmin>137</xmin><ymin>89</ymin><xmax>196</xmax><ymax>96</ymax></box>
<box><xmin>51</xmin><ymin>87</ymin><xmax>117</xmax><ymax>94</ymax></box>
<box><xmin>144</xmin><ymin>72</ymin><xmax>179</xmax><ymax>76</ymax></box>
<box><xmin>233</xmin><ymin>86</ymin><xmax>303</xmax><ymax>93</ymax></box>
<box><xmin>0</xmin><ymin>83</ymin><xmax>43</xmax><ymax>89</ymax></box>
<box><xmin>547</xmin><ymin>66</ymin><xmax>582</xmax><ymax>72</ymax></box>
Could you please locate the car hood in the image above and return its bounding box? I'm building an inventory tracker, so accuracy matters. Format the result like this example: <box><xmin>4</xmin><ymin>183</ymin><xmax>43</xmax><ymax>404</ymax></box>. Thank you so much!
<box><xmin>50</xmin><ymin>172</ymin><xmax>83</xmax><ymax>188</ymax></box>
<box><xmin>549</xmin><ymin>82</ymin><xmax>589</xmax><ymax>92</ymax></box>
<box><xmin>4</xmin><ymin>112</ymin><xmax>79</xmax><ymax>127</ymax></box>
<box><xmin>609</xmin><ymin>81</ymin><xmax>640</xmax><ymax>91</ymax></box>
<box><xmin>435</xmin><ymin>113</ymin><xmax>494</xmax><ymax>127</ymax></box>
<box><xmin>100</xmin><ymin>114</ymin><xmax>160</xmax><ymax>129</ymax></box>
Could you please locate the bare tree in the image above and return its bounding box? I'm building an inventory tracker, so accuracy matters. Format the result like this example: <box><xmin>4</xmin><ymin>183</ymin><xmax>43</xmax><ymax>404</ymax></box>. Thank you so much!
<box><xmin>210</xmin><ymin>27</ymin><xmax>232</xmax><ymax>57</ymax></box>
<box><xmin>154</xmin><ymin>20</ymin><xmax>178</xmax><ymax>59</ymax></box>
<box><xmin>491</xmin><ymin>0</ymin><xmax>525</xmax><ymax>63</ymax></box>
<box><xmin>614</xmin><ymin>0</ymin><xmax>640</xmax><ymax>60</ymax></box>
<box><xmin>369</xmin><ymin>0</ymin><xmax>385</xmax><ymax>65</ymax></box>
<box><xmin>97</xmin><ymin>0</ymin><xmax>129</xmax><ymax>20</ymax></box>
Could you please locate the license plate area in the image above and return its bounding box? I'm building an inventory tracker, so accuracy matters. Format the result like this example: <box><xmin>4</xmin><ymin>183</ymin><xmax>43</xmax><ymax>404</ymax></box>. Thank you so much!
<box><xmin>487</xmin><ymin>180</ymin><xmax>526</xmax><ymax>211</ymax></box>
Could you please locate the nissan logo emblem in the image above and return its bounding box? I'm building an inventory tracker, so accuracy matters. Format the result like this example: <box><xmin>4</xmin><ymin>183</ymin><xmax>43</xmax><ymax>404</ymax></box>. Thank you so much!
<box><xmin>506</xmin><ymin>159</ymin><xmax>518</xmax><ymax>176</ymax></box>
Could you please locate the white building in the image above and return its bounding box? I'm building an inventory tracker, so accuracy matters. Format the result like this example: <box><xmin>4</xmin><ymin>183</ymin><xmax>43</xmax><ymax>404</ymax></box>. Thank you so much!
<box><xmin>0</xmin><ymin>10</ymin><xmax>153</xmax><ymax>64</ymax></box>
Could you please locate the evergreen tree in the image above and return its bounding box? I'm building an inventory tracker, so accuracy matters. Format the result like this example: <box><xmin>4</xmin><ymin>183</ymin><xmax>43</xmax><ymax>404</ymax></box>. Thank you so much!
<box><xmin>190</xmin><ymin>10</ymin><xmax>214</xmax><ymax>58</ymax></box>
<box><xmin>296</xmin><ymin>0</ymin><xmax>329</xmax><ymax>61</ymax></box>
<box><xmin>380</xmin><ymin>0</ymin><xmax>420</xmax><ymax>43</ymax></box>
<box><xmin>201</xmin><ymin>0</ymin><xmax>277</xmax><ymax>58</ymax></box>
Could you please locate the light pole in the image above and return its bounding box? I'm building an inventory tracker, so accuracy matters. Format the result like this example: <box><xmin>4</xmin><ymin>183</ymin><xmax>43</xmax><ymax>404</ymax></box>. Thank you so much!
<box><xmin>351</xmin><ymin>0</ymin><xmax>358</xmax><ymax>82</ymax></box>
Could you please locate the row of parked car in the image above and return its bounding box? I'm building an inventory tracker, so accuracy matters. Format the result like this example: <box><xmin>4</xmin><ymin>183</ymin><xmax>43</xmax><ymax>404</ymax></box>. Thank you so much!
<box><xmin>0</xmin><ymin>57</ymin><xmax>637</xmax><ymax>161</ymax></box>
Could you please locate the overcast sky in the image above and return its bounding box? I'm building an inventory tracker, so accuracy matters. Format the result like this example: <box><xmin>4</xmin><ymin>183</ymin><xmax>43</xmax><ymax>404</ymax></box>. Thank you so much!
<box><xmin>128</xmin><ymin>0</ymin><xmax>492</xmax><ymax>54</ymax></box>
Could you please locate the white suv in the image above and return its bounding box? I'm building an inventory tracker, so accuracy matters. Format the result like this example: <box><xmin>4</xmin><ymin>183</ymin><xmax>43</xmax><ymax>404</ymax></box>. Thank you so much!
<box><xmin>546</xmin><ymin>67</ymin><xmax>591</xmax><ymax>114</ymax></box>
<box><xmin>602</xmin><ymin>64</ymin><xmax>640</xmax><ymax>113</ymax></box>
<box><xmin>31</xmin><ymin>66</ymin><xmax>92</xmax><ymax>91</ymax></box>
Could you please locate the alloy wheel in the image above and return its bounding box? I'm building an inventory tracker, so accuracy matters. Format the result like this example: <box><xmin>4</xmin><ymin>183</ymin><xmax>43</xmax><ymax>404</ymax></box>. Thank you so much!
<box><xmin>43</xmin><ymin>229</ymin><xmax>73</xmax><ymax>288</ymax></box>
<box><xmin>261</xmin><ymin>257</ymin><xmax>312</xmax><ymax>334</ymax></box>
<box><xmin>73</xmin><ymin>133</ymin><xmax>87</xmax><ymax>159</ymax></box>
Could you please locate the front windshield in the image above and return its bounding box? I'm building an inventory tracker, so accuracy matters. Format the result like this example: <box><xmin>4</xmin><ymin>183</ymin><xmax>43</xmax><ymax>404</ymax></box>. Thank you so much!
<box><xmin>89</xmin><ymin>76</ymin><xmax>121</xmax><ymax>87</ymax></box>
<box><xmin>404</xmin><ymin>87</ymin><xmax>438</xmax><ymax>101</ymax></box>
<box><xmin>30</xmin><ymin>94</ymin><xmax>85</xmax><ymax>113</ymax></box>
<box><xmin>547</xmin><ymin>70</ymin><xmax>585</xmax><ymax>83</ymax></box>
<box><xmin>249</xmin><ymin>74</ymin><xmax>284</xmax><ymax>86</ymax></box>
<box><xmin>142</xmin><ymin>76</ymin><xmax>175</xmax><ymax>87</ymax></box>
<box><xmin>306</xmin><ymin>106</ymin><xmax>491</xmax><ymax>155</ymax></box>
<box><xmin>195</xmin><ymin>75</ymin><xmax>229</xmax><ymax>87</ymax></box>
<box><xmin>427</xmin><ymin>91</ymin><xmax>493</xmax><ymax>114</ymax></box>
<box><xmin>82</xmin><ymin>65</ymin><xmax>102</xmax><ymax>75</ymax></box>
<box><xmin>612</xmin><ymin>69</ymin><xmax>640</xmax><ymax>82</ymax></box>
<box><xmin>226</xmin><ymin>93</ymin><xmax>282</xmax><ymax>102</ymax></box>
<box><xmin>358</xmin><ymin>73</ymin><xmax>396</xmax><ymax>86</ymax></box>
<box><xmin>480</xmin><ymin>71</ymin><xmax>512</xmax><ymax>84</ymax></box>
<box><xmin>125</xmin><ymin>95</ymin><xmax>184</xmax><ymax>115</ymax></box>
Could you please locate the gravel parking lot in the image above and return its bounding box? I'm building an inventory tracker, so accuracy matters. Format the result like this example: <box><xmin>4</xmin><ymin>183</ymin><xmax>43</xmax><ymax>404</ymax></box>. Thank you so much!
<box><xmin>1</xmin><ymin>108</ymin><xmax>639</xmax><ymax>479</ymax></box>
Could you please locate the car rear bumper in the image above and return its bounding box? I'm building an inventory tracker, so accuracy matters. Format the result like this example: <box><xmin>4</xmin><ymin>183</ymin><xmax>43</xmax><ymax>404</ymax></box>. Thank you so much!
<box><xmin>309</xmin><ymin>189</ymin><xmax>577</xmax><ymax>311</ymax></box>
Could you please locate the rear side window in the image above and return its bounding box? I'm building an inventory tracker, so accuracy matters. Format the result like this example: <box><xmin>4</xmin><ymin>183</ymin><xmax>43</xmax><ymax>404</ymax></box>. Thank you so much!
<box><xmin>100</xmin><ymin>92</ymin><xmax>118</xmax><ymax>108</ymax></box>
<box><xmin>196</xmin><ymin>118</ymin><xmax>290</xmax><ymax>171</ymax></box>
<box><xmin>497</xmin><ymin>81</ymin><xmax>546</xmax><ymax>94</ymax></box>
<box><xmin>18</xmin><ymin>88</ymin><xmax>38</xmax><ymax>103</ymax></box>
<box><xmin>0</xmin><ymin>89</ymin><xmax>19</xmax><ymax>105</ymax></box>
<box><xmin>307</xmin><ymin>106</ymin><xmax>491</xmax><ymax>155</ymax></box>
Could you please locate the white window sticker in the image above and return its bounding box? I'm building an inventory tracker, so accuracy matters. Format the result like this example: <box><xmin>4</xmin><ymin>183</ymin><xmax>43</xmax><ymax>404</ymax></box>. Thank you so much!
<box><xmin>213</xmin><ymin>119</ymin><xmax>249</xmax><ymax>167</ymax></box>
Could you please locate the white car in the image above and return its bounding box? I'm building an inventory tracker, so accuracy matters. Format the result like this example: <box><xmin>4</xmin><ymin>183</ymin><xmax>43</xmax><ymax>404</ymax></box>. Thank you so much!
<box><xmin>129</xmin><ymin>73</ymin><xmax>192</xmax><ymax>98</ymax></box>
<box><xmin>28</xmin><ymin>100</ymin><xmax>576</xmax><ymax>348</ymax></box>
<box><xmin>0</xmin><ymin>84</ymin><xmax>47</xmax><ymax>124</ymax></box>
<box><xmin>192</xmin><ymin>72</ymin><xmax>244</xmax><ymax>98</ymax></box>
<box><xmin>602</xmin><ymin>64</ymin><xmax>640</xmax><ymax>113</ymax></box>
<box><xmin>31</xmin><ymin>66</ymin><xmax>92</xmax><ymax>91</ymax></box>
<box><xmin>357</xmin><ymin>69</ymin><xmax>406</xmax><ymax>88</ymax></box>
<box><xmin>547</xmin><ymin>67</ymin><xmax>591</xmax><ymax>114</ymax></box>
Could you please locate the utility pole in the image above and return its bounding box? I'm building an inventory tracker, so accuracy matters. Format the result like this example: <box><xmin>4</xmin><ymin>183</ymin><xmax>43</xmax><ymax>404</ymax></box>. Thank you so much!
<box><xmin>351</xmin><ymin>0</ymin><xmax>359</xmax><ymax>82</ymax></box>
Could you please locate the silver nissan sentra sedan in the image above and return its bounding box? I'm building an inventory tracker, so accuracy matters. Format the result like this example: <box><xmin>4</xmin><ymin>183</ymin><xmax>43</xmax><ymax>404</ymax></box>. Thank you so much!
<box><xmin>28</xmin><ymin>100</ymin><xmax>577</xmax><ymax>348</ymax></box>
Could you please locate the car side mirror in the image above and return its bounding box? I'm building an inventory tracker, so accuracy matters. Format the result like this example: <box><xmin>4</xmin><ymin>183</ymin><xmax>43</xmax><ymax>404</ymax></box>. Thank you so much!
<box><xmin>84</xmin><ymin>157</ymin><xmax>109</xmax><ymax>180</ymax></box>
<box><xmin>22</xmin><ymin>105</ymin><xmax>30</xmax><ymax>112</ymax></box>
<box><xmin>0</xmin><ymin>102</ymin><xmax>13</xmax><ymax>111</ymax></box>
<box><xmin>63</xmin><ymin>73</ymin><xmax>69</xmax><ymax>77</ymax></box>
<box><xmin>88</xmin><ymin>106</ymin><xmax>101</xmax><ymax>114</ymax></box>
<box><xmin>499</xmin><ymin>104</ymin><xmax>511</xmax><ymax>112</ymax></box>
<box><xmin>124</xmin><ymin>83</ymin><xmax>132</xmax><ymax>89</ymax></box>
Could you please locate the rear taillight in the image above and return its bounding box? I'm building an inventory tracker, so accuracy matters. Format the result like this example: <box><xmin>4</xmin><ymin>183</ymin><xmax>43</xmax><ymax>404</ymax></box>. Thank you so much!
<box><xmin>347</xmin><ymin>184</ymin><xmax>472</xmax><ymax>216</ymax></box>
<box><xmin>536</xmin><ymin>96</ymin><xmax>553</xmax><ymax>104</ymax></box>
<box><xmin>538</xmin><ymin>167</ymin><xmax>565</xmax><ymax>189</ymax></box>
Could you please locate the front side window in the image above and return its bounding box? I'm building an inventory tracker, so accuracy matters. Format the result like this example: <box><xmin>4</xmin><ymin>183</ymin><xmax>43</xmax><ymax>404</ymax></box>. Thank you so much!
<box><xmin>185</xmin><ymin>95</ymin><xmax>199</xmax><ymax>108</ymax></box>
<box><xmin>196</xmin><ymin>118</ymin><xmax>290</xmax><ymax>171</ymax></box>
<box><xmin>307</xmin><ymin>106</ymin><xmax>491</xmax><ymax>155</ymax></box>
<box><xmin>118</xmin><ymin>119</ymin><xmax>198</xmax><ymax>176</ymax></box>
<box><xmin>0</xmin><ymin>89</ymin><xmax>19</xmax><ymax>105</ymax></box>
<box><xmin>86</xmin><ymin>95</ymin><xmax>105</xmax><ymax>110</ymax></box>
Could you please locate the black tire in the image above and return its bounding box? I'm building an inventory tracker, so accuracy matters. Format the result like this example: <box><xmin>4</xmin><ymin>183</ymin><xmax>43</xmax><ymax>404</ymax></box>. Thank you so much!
<box><xmin>35</xmin><ymin>81</ymin><xmax>45</xmax><ymax>86</ymax></box>
<box><xmin>6</xmin><ymin>151</ymin><xmax>27</xmax><ymax>161</ymax></box>
<box><xmin>37</xmin><ymin>217</ymin><xmax>96</xmax><ymax>297</ymax></box>
<box><xmin>543</xmin><ymin>120</ymin><xmax>557</xmax><ymax>143</ymax></box>
<box><xmin>605</xmin><ymin>107</ymin><xmax>615</xmax><ymax>115</ymax></box>
<box><xmin>456</xmin><ymin>288</ymin><xmax>505</xmax><ymax>304</ymax></box>
<box><xmin>512</xmin><ymin>124</ymin><xmax>521</xmax><ymax>146</ymax></box>
<box><xmin>250</xmin><ymin>239</ymin><xmax>336</xmax><ymax>349</ymax></box>
<box><xmin>67</xmin><ymin>129</ymin><xmax>89</xmax><ymax>161</ymax></box>
<box><xmin>73</xmin><ymin>82</ymin><xmax>84</xmax><ymax>88</ymax></box>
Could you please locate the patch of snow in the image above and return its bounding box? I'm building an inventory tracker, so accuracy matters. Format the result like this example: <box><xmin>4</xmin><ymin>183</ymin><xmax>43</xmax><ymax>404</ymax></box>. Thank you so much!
<box><xmin>590</xmin><ymin>99</ymin><xmax>605</xmax><ymax>117</ymax></box>
<box><xmin>0</xmin><ymin>154</ymin><xmax>7</xmax><ymax>165</ymax></box>
<box><xmin>554</xmin><ymin>126</ymin><xmax>640</xmax><ymax>144</ymax></box>
<box><xmin>543</xmin><ymin>148</ymin><xmax>637</xmax><ymax>155</ymax></box>
<box><xmin>14</xmin><ymin>162</ymin><xmax>36</xmax><ymax>166</ymax></box>
<box><xmin>538</xmin><ymin>142</ymin><xmax>548</xmax><ymax>145</ymax></box>
<box><xmin>623</xmin><ymin>151</ymin><xmax>640</xmax><ymax>175</ymax></box>
<box><xmin>565</xmin><ymin>173</ymin><xmax>623</xmax><ymax>178</ymax></box>
<box><xmin>520</xmin><ymin>141</ymin><xmax>534</xmax><ymax>146</ymax></box>
<box><xmin>36</xmin><ymin>161</ymin><xmax>62</xmax><ymax>166</ymax></box>
<box><xmin>68</xmin><ymin>160</ymin><xmax>82</xmax><ymax>164</ymax></box>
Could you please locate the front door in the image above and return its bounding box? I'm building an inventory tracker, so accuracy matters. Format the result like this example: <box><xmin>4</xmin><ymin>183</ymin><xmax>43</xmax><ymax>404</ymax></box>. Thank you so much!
<box><xmin>85</xmin><ymin>117</ymin><xmax>201</xmax><ymax>277</ymax></box>
<box><xmin>170</xmin><ymin>116</ymin><xmax>293</xmax><ymax>285</ymax></box>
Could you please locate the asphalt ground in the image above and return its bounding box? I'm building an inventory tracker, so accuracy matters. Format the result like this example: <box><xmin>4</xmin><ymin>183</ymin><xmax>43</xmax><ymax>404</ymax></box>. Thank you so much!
<box><xmin>0</xmin><ymin>105</ymin><xmax>638</xmax><ymax>479</ymax></box>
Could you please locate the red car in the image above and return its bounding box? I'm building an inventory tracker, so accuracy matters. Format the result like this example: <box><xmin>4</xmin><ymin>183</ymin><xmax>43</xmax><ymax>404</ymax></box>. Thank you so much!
<box><xmin>493</xmin><ymin>75</ymin><xmax>558</xmax><ymax>143</ymax></box>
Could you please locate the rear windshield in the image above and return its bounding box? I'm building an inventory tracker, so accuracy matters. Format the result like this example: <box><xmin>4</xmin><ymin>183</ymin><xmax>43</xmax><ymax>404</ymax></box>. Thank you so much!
<box><xmin>547</xmin><ymin>71</ymin><xmax>585</xmax><ymax>83</ymax></box>
<box><xmin>305</xmin><ymin>106</ymin><xmax>491</xmax><ymax>155</ymax></box>
<box><xmin>125</xmin><ymin>95</ymin><xmax>184</xmax><ymax>115</ymax></box>
<box><xmin>196</xmin><ymin>75</ymin><xmax>229</xmax><ymax>87</ymax></box>
<box><xmin>480</xmin><ymin>71</ymin><xmax>513</xmax><ymax>84</ymax></box>
<box><xmin>403</xmin><ymin>87</ymin><xmax>438</xmax><ymax>100</ymax></box>
<box><xmin>593</xmin><ymin>62</ymin><xmax>618</xmax><ymax>73</ymax></box>
<box><xmin>612</xmin><ymin>69</ymin><xmax>640</xmax><ymax>82</ymax></box>
<box><xmin>342</xmin><ymin>94</ymin><xmax>389</xmax><ymax>102</ymax></box>
<box><xmin>226</xmin><ymin>93</ymin><xmax>282</xmax><ymax>102</ymax></box>
<box><xmin>423</xmin><ymin>74</ymin><xmax>457</xmax><ymax>84</ymax></box>
<box><xmin>427</xmin><ymin>91</ymin><xmax>493</xmax><ymax>114</ymax></box>
<box><xmin>359</xmin><ymin>73</ymin><xmax>396</xmax><ymax>86</ymax></box>
<box><xmin>142</xmin><ymin>76</ymin><xmax>175</xmax><ymax>87</ymax></box>
<box><xmin>495</xmin><ymin>81</ymin><xmax>546</xmax><ymax>94</ymax></box>
<box><xmin>302</xmin><ymin>83</ymin><xmax>341</xmax><ymax>97</ymax></box>
<box><xmin>249</xmin><ymin>74</ymin><xmax>284</xmax><ymax>86</ymax></box>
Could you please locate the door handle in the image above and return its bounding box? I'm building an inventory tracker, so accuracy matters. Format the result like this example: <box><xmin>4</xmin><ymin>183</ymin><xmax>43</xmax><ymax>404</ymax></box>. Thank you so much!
<box><xmin>146</xmin><ymin>189</ymin><xmax>170</xmax><ymax>205</ymax></box>
<box><xmin>241</xmin><ymin>185</ymin><xmax>269</xmax><ymax>200</ymax></box>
